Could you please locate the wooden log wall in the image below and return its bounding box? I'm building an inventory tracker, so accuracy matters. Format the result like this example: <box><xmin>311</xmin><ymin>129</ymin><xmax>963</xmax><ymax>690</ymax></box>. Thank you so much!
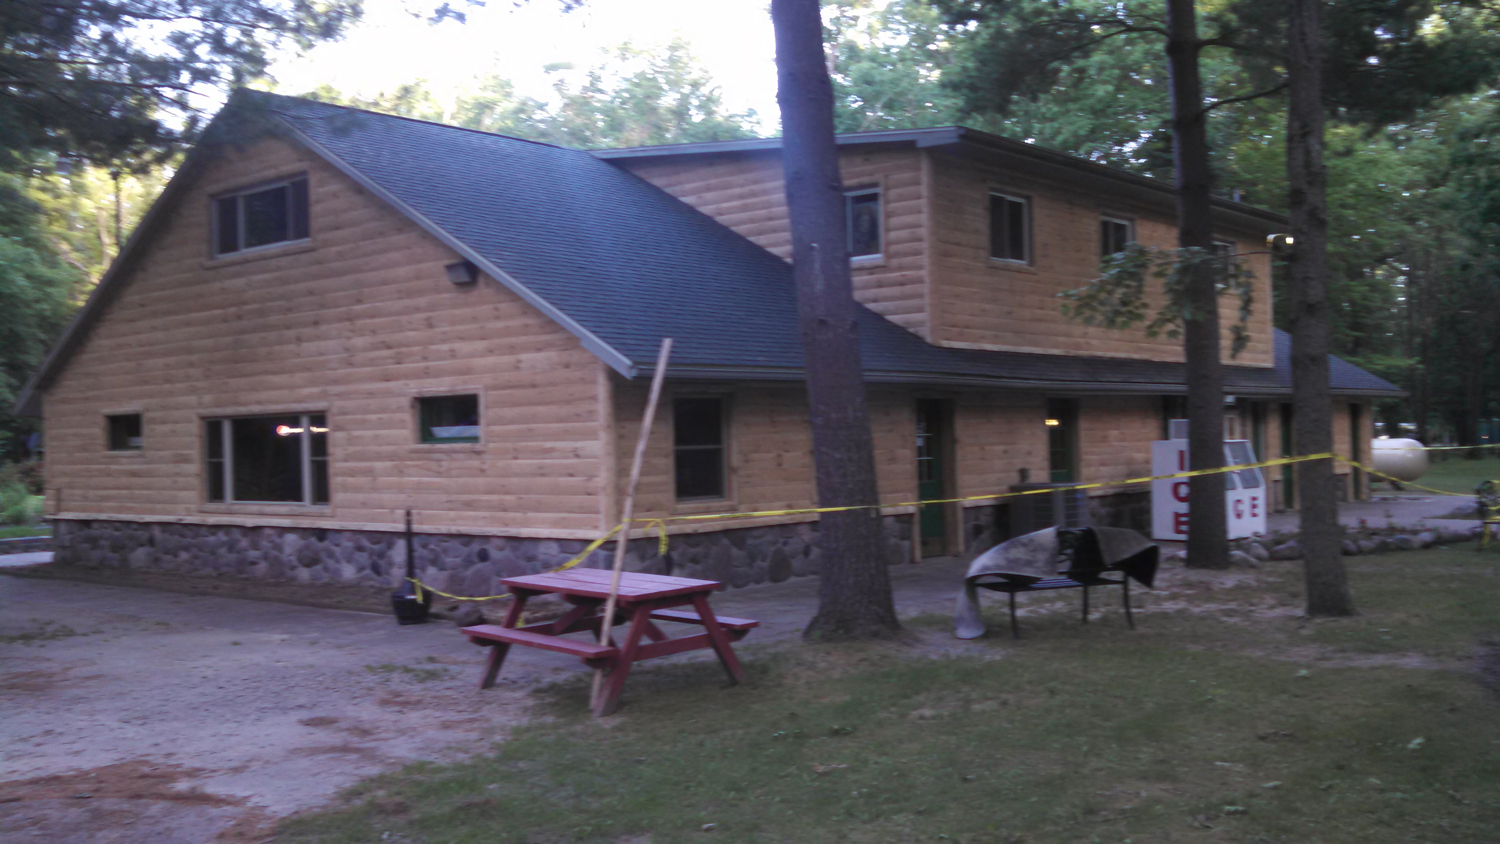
<box><xmin>927</xmin><ymin>153</ymin><xmax>1276</xmax><ymax>367</ymax></box>
<box><xmin>618</xmin><ymin>149</ymin><xmax>933</xmax><ymax>340</ymax></box>
<box><xmin>43</xmin><ymin>137</ymin><xmax>607</xmax><ymax>537</ymax></box>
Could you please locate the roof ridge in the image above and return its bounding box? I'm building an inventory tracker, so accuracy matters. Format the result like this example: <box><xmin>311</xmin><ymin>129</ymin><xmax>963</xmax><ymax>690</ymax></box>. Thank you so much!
<box><xmin>238</xmin><ymin>88</ymin><xmax>576</xmax><ymax>152</ymax></box>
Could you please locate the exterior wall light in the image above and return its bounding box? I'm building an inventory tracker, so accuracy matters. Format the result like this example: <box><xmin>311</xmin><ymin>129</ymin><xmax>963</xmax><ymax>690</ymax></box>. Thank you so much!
<box><xmin>445</xmin><ymin>260</ymin><xmax>479</xmax><ymax>285</ymax></box>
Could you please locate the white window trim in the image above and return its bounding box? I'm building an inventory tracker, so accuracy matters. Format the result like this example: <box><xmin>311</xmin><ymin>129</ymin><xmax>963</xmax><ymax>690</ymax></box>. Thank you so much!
<box><xmin>989</xmin><ymin>191</ymin><xmax>1032</xmax><ymax>265</ymax></box>
<box><xmin>210</xmin><ymin>174</ymin><xmax>311</xmax><ymax>258</ymax></box>
<box><xmin>1101</xmin><ymin>214</ymin><xmax>1135</xmax><ymax>256</ymax></box>
<box><xmin>844</xmin><ymin>186</ymin><xmax>884</xmax><ymax>263</ymax></box>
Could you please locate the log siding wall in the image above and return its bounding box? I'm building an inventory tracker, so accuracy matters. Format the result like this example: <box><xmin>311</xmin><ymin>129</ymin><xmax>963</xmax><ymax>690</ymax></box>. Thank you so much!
<box><xmin>43</xmin><ymin>137</ymin><xmax>606</xmax><ymax>537</ymax></box>
<box><xmin>618</xmin><ymin>150</ymin><xmax>933</xmax><ymax>339</ymax></box>
<box><xmin>928</xmin><ymin>154</ymin><xmax>1275</xmax><ymax>365</ymax></box>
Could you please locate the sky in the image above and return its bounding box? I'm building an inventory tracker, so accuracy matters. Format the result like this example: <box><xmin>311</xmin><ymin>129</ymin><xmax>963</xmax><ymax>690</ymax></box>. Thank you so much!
<box><xmin>268</xmin><ymin>0</ymin><xmax>782</xmax><ymax>129</ymax></box>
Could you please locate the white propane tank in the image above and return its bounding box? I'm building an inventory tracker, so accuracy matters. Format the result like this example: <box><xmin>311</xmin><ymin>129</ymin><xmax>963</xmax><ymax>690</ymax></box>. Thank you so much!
<box><xmin>1370</xmin><ymin>437</ymin><xmax>1430</xmax><ymax>482</ymax></box>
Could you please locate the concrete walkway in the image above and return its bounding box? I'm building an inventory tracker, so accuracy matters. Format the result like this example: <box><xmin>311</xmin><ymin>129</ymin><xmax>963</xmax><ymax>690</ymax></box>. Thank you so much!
<box><xmin>0</xmin><ymin>551</ymin><xmax>52</xmax><ymax>568</ymax></box>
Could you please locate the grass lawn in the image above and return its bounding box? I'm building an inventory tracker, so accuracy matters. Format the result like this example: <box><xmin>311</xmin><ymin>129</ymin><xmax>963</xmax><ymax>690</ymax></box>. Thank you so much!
<box><xmin>279</xmin><ymin>547</ymin><xmax>1500</xmax><ymax>844</ymax></box>
<box><xmin>1379</xmin><ymin>452</ymin><xmax>1500</xmax><ymax>496</ymax></box>
<box><xmin>0</xmin><ymin>525</ymin><xmax>50</xmax><ymax>540</ymax></box>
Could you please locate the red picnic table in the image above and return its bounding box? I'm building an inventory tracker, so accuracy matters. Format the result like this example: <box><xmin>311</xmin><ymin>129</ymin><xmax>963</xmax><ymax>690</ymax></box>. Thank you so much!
<box><xmin>462</xmin><ymin>568</ymin><xmax>759</xmax><ymax>716</ymax></box>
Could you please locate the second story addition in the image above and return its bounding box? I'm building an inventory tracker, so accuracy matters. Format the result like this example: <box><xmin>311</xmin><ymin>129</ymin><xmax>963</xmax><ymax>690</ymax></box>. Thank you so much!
<box><xmin>598</xmin><ymin>128</ymin><xmax>1281</xmax><ymax>369</ymax></box>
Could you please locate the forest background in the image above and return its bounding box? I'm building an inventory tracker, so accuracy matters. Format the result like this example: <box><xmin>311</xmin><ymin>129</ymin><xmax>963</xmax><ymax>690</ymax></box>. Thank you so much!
<box><xmin>5</xmin><ymin>0</ymin><xmax>1499</xmax><ymax>478</ymax></box>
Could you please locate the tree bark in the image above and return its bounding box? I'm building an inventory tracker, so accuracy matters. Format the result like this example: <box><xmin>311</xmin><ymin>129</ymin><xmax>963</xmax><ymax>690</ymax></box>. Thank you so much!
<box><xmin>1165</xmin><ymin>0</ymin><xmax>1227</xmax><ymax>570</ymax></box>
<box><xmin>1286</xmin><ymin>0</ymin><xmax>1354</xmax><ymax>616</ymax></box>
<box><xmin>771</xmin><ymin>0</ymin><xmax>901</xmax><ymax>640</ymax></box>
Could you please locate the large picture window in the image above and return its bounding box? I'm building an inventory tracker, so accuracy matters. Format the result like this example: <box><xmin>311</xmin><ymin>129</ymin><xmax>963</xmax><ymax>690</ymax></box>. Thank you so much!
<box><xmin>845</xmin><ymin>187</ymin><xmax>882</xmax><ymax>259</ymax></box>
<box><xmin>990</xmin><ymin>192</ymin><xmax>1030</xmax><ymax>263</ymax></box>
<box><xmin>213</xmin><ymin>176</ymin><xmax>310</xmax><ymax>256</ymax></box>
<box><xmin>674</xmin><ymin>398</ymin><xmax>726</xmax><ymax>501</ymax></box>
<box><xmin>205</xmin><ymin>414</ymin><xmax>329</xmax><ymax>504</ymax></box>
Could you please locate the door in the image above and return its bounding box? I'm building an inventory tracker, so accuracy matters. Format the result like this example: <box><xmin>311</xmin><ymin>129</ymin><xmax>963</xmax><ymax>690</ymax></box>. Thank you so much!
<box><xmin>1280</xmin><ymin>402</ymin><xmax>1295</xmax><ymax>509</ymax></box>
<box><xmin>1046</xmin><ymin>398</ymin><xmax>1079</xmax><ymax>484</ymax></box>
<box><xmin>916</xmin><ymin>400</ymin><xmax>950</xmax><ymax>558</ymax></box>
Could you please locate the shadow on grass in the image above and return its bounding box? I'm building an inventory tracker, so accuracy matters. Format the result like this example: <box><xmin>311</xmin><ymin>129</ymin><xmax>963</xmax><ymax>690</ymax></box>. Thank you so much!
<box><xmin>278</xmin><ymin>547</ymin><xmax>1500</xmax><ymax>844</ymax></box>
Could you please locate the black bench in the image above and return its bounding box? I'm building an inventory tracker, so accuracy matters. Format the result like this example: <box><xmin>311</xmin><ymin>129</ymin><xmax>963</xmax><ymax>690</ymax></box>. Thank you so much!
<box><xmin>968</xmin><ymin>573</ymin><xmax>1134</xmax><ymax>638</ymax></box>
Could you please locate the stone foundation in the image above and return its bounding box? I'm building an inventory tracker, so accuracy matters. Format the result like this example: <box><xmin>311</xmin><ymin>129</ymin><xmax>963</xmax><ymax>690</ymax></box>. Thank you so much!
<box><xmin>51</xmin><ymin>514</ymin><xmax>914</xmax><ymax>595</ymax></box>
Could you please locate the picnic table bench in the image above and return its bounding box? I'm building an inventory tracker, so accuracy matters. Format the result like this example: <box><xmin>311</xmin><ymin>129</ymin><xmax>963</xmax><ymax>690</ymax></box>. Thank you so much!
<box><xmin>463</xmin><ymin>568</ymin><xmax>758</xmax><ymax>715</ymax></box>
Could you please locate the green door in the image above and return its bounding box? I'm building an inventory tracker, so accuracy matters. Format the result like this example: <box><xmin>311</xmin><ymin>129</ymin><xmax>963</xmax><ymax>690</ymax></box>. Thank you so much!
<box><xmin>916</xmin><ymin>400</ymin><xmax>947</xmax><ymax>557</ymax></box>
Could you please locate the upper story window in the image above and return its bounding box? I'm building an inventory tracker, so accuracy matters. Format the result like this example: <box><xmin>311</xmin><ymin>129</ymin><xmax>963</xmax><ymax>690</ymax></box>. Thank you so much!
<box><xmin>417</xmin><ymin>394</ymin><xmax>481</xmax><ymax>444</ymax></box>
<box><xmin>845</xmin><ymin>187</ymin><xmax>882</xmax><ymax>259</ymax></box>
<box><xmin>674</xmin><ymin>397</ymin><xmax>727</xmax><ymax>501</ymax></box>
<box><xmin>204</xmin><ymin>413</ymin><xmax>329</xmax><ymax>505</ymax></box>
<box><xmin>1100</xmin><ymin>216</ymin><xmax>1134</xmax><ymax>256</ymax></box>
<box><xmin>107</xmin><ymin>413</ymin><xmax>142</xmax><ymax>451</ymax></box>
<box><xmin>213</xmin><ymin>175</ymin><xmax>310</xmax><ymax>256</ymax></box>
<box><xmin>989</xmin><ymin>192</ymin><xmax>1030</xmax><ymax>263</ymax></box>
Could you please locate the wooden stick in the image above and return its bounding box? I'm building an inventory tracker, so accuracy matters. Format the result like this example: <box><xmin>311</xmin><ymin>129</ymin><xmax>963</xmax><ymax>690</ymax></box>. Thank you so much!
<box><xmin>591</xmin><ymin>338</ymin><xmax>673</xmax><ymax>713</ymax></box>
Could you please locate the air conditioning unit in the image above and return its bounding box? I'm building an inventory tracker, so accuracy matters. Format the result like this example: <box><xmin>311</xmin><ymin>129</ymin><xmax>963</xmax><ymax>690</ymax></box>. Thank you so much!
<box><xmin>1008</xmin><ymin>483</ymin><xmax>1092</xmax><ymax>535</ymax></box>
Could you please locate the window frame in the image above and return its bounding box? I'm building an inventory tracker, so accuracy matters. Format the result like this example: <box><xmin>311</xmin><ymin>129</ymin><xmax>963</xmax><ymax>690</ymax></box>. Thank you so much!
<box><xmin>105</xmin><ymin>413</ymin><xmax>143</xmax><ymax>452</ymax></box>
<box><xmin>1100</xmin><ymin>215</ymin><xmax>1135</xmax><ymax>257</ymax></box>
<box><xmin>672</xmin><ymin>396</ymin><xmax>730</xmax><ymax>503</ymax></box>
<box><xmin>844</xmin><ymin>186</ymin><xmax>884</xmax><ymax>262</ymax></box>
<box><xmin>415</xmin><ymin>393</ymin><xmax>483</xmax><ymax>445</ymax></box>
<box><xmin>989</xmin><ymin>191</ymin><xmax>1032</xmax><ymax>264</ymax></box>
<box><xmin>203</xmin><ymin>412</ymin><xmax>329</xmax><ymax>506</ymax></box>
<box><xmin>210</xmin><ymin>174</ymin><xmax>310</xmax><ymax>258</ymax></box>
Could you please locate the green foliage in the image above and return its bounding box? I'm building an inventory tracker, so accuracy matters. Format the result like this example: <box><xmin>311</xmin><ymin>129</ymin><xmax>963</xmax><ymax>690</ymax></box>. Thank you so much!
<box><xmin>0</xmin><ymin>174</ymin><xmax>90</xmax><ymax>460</ymax></box>
<box><xmin>0</xmin><ymin>464</ymin><xmax>44</xmax><ymax>526</ymax></box>
<box><xmin>1060</xmin><ymin>242</ymin><xmax>1258</xmax><ymax>357</ymax></box>
<box><xmin>302</xmin><ymin>40</ymin><xmax>758</xmax><ymax>150</ymax></box>
<box><xmin>0</xmin><ymin>0</ymin><xmax>363</xmax><ymax>169</ymax></box>
<box><xmin>825</xmin><ymin>0</ymin><xmax>964</xmax><ymax>132</ymax></box>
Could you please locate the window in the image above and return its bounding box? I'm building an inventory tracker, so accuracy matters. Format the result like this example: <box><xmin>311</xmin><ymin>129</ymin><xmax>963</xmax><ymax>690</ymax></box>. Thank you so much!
<box><xmin>989</xmin><ymin>192</ymin><xmax>1030</xmax><ymax>262</ymax></box>
<box><xmin>1100</xmin><ymin>216</ymin><xmax>1133</xmax><ymax>256</ymax></box>
<box><xmin>674</xmin><ymin>398</ymin><xmax>726</xmax><ymax>501</ymax></box>
<box><xmin>204</xmin><ymin>414</ymin><xmax>329</xmax><ymax>504</ymax></box>
<box><xmin>845</xmin><ymin>188</ymin><xmax>882</xmax><ymax>259</ymax></box>
<box><xmin>213</xmin><ymin>176</ymin><xmax>310</xmax><ymax>256</ymax></box>
<box><xmin>418</xmin><ymin>394</ymin><xmax>481</xmax><ymax>444</ymax></box>
<box><xmin>107</xmin><ymin>414</ymin><xmax>142</xmax><ymax>451</ymax></box>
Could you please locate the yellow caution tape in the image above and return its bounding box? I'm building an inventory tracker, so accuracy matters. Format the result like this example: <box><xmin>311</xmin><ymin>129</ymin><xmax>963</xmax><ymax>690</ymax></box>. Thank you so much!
<box><xmin>411</xmin><ymin>449</ymin><xmax>1490</xmax><ymax>603</ymax></box>
<box><xmin>662</xmin><ymin>453</ymin><xmax>1338</xmax><ymax>524</ymax></box>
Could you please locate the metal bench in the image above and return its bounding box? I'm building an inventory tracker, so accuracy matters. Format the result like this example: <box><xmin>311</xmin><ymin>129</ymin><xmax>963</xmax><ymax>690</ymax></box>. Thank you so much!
<box><xmin>967</xmin><ymin>572</ymin><xmax>1134</xmax><ymax>638</ymax></box>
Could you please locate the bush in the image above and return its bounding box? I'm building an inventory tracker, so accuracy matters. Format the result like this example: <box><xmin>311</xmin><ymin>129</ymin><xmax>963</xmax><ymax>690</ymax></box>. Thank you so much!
<box><xmin>0</xmin><ymin>463</ymin><xmax>44</xmax><ymax>526</ymax></box>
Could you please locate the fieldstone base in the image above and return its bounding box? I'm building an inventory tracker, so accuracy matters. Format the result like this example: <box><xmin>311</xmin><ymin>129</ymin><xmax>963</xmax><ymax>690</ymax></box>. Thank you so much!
<box><xmin>50</xmin><ymin>514</ymin><xmax>915</xmax><ymax>596</ymax></box>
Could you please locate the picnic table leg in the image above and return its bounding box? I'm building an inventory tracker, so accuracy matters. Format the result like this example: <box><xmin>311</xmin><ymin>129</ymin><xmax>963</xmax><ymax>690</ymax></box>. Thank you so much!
<box><xmin>594</xmin><ymin>604</ymin><xmax>652</xmax><ymax>717</ymax></box>
<box><xmin>1122</xmin><ymin>578</ymin><xmax>1134</xmax><ymax>630</ymax></box>
<box><xmin>479</xmin><ymin>592</ymin><xmax>530</xmax><ymax>690</ymax></box>
<box><xmin>1081</xmin><ymin>585</ymin><xmax>1090</xmax><ymax>624</ymax></box>
<box><xmin>692</xmin><ymin>593</ymin><xmax>746</xmax><ymax>684</ymax></box>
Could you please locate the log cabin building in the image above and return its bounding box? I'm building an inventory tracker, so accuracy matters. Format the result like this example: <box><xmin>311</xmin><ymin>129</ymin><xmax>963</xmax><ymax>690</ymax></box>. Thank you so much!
<box><xmin>14</xmin><ymin>91</ymin><xmax>1401</xmax><ymax>591</ymax></box>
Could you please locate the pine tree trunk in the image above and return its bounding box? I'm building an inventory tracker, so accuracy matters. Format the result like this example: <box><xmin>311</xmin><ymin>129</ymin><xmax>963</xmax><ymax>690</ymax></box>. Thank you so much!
<box><xmin>771</xmin><ymin>0</ymin><xmax>901</xmax><ymax>640</ymax></box>
<box><xmin>1287</xmin><ymin>0</ymin><xmax>1354</xmax><ymax>616</ymax></box>
<box><xmin>1166</xmin><ymin>0</ymin><xmax>1227</xmax><ymax>570</ymax></box>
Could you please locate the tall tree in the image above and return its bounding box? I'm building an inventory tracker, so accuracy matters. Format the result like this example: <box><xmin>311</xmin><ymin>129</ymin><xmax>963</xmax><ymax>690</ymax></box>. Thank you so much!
<box><xmin>1164</xmin><ymin>0</ymin><xmax>1228</xmax><ymax>571</ymax></box>
<box><xmin>1285</xmin><ymin>0</ymin><xmax>1352</xmax><ymax>615</ymax></box>
<box><xmin>771</xmin><ymin>0</ymin><xmax>901</xmax><ymax>640</ymax></box>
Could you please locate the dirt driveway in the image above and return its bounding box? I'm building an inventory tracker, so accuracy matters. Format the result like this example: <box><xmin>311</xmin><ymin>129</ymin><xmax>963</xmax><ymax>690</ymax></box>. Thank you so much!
<box><xmin>0</xmin><ymin>575</ymin><xmax>593</xmax><ymax>842</ymax></box>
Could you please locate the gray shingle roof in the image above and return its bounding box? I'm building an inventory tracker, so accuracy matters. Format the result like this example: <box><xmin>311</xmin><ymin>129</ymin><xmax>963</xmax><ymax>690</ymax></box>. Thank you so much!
<box><xmin>10</xmin><ymin>91</ymin><xmax>1401</xmax><ymax>417</ymax></box>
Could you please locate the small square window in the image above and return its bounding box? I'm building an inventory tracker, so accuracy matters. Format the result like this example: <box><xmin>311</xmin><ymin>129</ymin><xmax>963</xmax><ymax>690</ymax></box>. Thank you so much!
<box><xmin>418</xmin><ymin>395</ymin><xmax>481</xmax><ymax>443</ymax></box>
<box><xmin>213</xmin><ymin>176</ymin><xmax>310</xmax><ymax>256</ymax></box>
<box><xmin>674</xmin><ymin>398</ymin><xmax>726</xmax><ymax>501</ymax></box>
<box><xmin>990</xmin><ymin>193</ymin><xmax>1030</xmax><ymax>263</ymax></box>
<box><xmin>845</xmin><ymin>188</ymin><xmax>882</xmax><ymax>259</ymax></box>
<box><xmin>107</xmin><ymin>414</ymin><xmax>142</xmax><ymax>451</ymax></box>
<box><xmin>1101</xmin><ymin>216</ymin><xmax>1133</xmax><ymax>256</ymax></box>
